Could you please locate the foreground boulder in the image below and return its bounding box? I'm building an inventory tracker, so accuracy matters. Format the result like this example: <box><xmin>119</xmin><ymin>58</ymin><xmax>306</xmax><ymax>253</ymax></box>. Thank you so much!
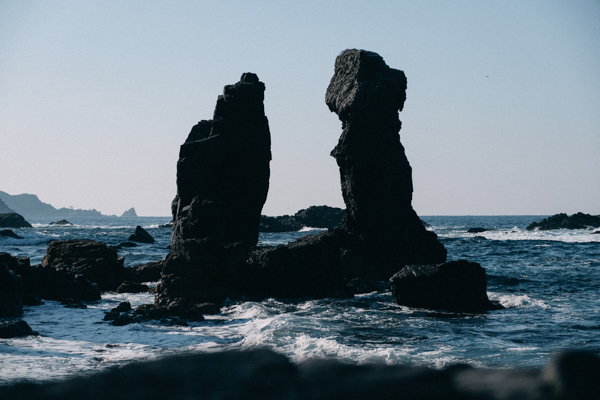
<box><xmin>0</xmin><ymin>348</ymin><xmax>598</xmax><ymax>400</ymax></box>
<box><xmin>42</xmin><ymin>239</ymin><xmax>126</xmax><ymax>291</ymax></box>
<box><xmin>526</xmin><ymin>212</ymin><xmax>600</xmax><ymax>230</ymax></box>
<box><xmin>325</xmin><ymin>49</ymin><xmax>446</xmax><ymax>277</ymax></box>
<box><xmin>0</xmin><ymin>261</ymin><xmax>23</xmax><ymax>317</ymax></box>
<box><xmin>390</xmin><ymin>260</ymin><xmax>503</xmax><ymax>313</ymax></box>
<box><xmin>128</xmin><ymin>226</ymin><xmax>155</xmax><ymax>244</ymax></box>
<box><xmin>0</xmin><ymin>213</ymin><xmax>32</xmax><ymax>228</ymax></box>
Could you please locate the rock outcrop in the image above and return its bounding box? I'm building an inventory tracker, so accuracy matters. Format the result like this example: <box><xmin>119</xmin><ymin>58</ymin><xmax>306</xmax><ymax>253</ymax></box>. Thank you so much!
<box><xmin>259</xmin><ymin>205</ymin><xmax>345</xmax><ymax>232</ymax></box>
<box><xmin>325</xmin><ymin>49</ymin><xmax>446</xmax><ymax>278</ymax></box>
<box><xmin>49</xmin><ymin>220</ymin><xmax>72</xmax><ymax>226</ymax></box>
<box><xmin>156</xmin><ymin>73</ymin><xmax>271</xmax><ymax>307</ymax></box>
<box><xmin>0</xmin><ymin>213</ymin><xmax>32</xmax><ymax>228</ymax></box>
<box><xmin>42</xmin><ymin>239</ymin><xmax>126</xmax><ymax>291</ymax></box>
<box><xmin>390</xmin><ymin>260</ymin><xmax>503</xmax><ymax>313</ymax></box>
<box><xmin>1</xmin><ymin>252</ymin><xmax>101</xmax><ymax>302</ymax></box>
<box><xmin>526</xmin><ymin>212</ymin><xmax>600</xmax><ymax>230</ymax></box>
<box><xmin>170</xmin><ymin>72</ymin><xmax>271</xmax><ymax>251</ymax></box>
<box><xmin>0</xmin><ymin>320</ymin><xmax>38</xmax><ymax>339</ymax></box>
<box><xmin>128</xmin><ymin>226</ymin><xmax>155</xmax><ymax>244</ymax></box>
<box><xmin>0</xmin><ymin>260</ymin><xmax>23</xmax><ymax>317</ymax></box>
<box><xmin>120</xmin><ymin>208</ymin><xmax>138</xmax><ymax>218</ymax></box>
<box><xmin>1</xmin><ymin>348</ymin><xmax>598</xmax><ymax>400</ymax></box>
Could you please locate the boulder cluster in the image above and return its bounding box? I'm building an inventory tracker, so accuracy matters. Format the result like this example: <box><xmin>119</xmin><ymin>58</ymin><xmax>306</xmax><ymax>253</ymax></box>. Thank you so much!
<box><xmin>526</xmin><ymin>212</ymin><xmax>600</xmax><ymax>230</ymax></box>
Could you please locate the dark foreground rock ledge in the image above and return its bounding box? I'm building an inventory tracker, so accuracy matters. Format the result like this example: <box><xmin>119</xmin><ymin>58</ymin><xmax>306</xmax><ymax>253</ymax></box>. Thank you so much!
<box><xmin>0</xmin><ymin>348</ymin><xmax>597</xmax><ymax>400</ymax></box>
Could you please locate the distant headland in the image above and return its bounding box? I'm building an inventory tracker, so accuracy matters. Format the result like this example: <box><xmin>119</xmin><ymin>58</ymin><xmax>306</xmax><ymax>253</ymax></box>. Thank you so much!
<box><xmin>0</xmin><ymin>190</ymin><xmax>137</xmax><ymax>219</ymax></box>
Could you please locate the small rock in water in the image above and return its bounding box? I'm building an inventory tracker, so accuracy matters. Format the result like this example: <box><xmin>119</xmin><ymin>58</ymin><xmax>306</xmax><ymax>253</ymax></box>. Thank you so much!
<box><xmin>467</xmin><ymin>227</ymin><xmax>491</xmax><ymax>233</ymax></box>
<box><xmin>60</xmin><ymin>298</ymin><xmax>87</xmax><ymax>309</ymax></box>
<box><xmin>0</xmin><ymin>320</ymin><xmax>38</xmax><ymax>338</ymax></box>
<box><xmin>128</xmin><ymin>226</ymin><xmax>155</xmax><ymax>244</ymax></box>
<box><xmin>49</xmin><ymin>220</ymin><xmax>73</xmax><ymax>226</ymax></box>
<box><xmin>0</xmin><ymin>229</ymin><xmax>23</xmax><ymax>239</ymax></box>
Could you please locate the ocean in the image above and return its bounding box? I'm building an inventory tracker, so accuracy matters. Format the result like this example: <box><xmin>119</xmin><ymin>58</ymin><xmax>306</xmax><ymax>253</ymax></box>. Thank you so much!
<box><xmin>1</xmin><ymin>215</ymin><xmax>599</xmax><ymax>384</ymax></box>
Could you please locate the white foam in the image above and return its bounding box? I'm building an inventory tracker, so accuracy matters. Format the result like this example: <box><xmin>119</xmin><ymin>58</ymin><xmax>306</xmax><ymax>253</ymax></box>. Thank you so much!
<box><xmin>488</xmin><ymin>293</ymin><xmax>550</xmax><ymax>309</ymax></box>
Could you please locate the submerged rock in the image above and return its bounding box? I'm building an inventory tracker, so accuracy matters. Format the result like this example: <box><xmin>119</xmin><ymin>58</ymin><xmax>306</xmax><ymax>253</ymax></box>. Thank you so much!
<box><xmin>390</xmin><ymin>260</ymin><xmax>503</xmax><ymax>313</ymax></box>
<box><xmin>467</xmin><ymin>227</ymin><xmax>491</xmax><ymax>233</ymax></box>
<box><xmin>128</xmin><ymin>226</ymin><xmax>155</xmax><ymax>244</ymax></box>
<box><xmin>526</xmin><ymin>212</ymin><xmax>600</xmax><ymax>230</ymax></box>
<box><xmin>0</xmin><ymin>213</ymin><xmax>32</xmax><ymax>228</ymax></box>
<box><xmin>326</xmin><ymin>49</ymin><xmax>446</xmax><ymax>277</ymax></box>
<box><xmin>0</xmin><ymin>229</ymin><xmax>23</xmax><ymax>239</ymax></box>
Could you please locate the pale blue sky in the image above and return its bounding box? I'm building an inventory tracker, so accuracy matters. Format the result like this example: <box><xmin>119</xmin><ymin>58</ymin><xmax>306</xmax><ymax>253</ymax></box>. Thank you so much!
<box><xmin>1</xmin><ymin>1</ymin><xmax>599</xmax><ymax>216</ymax></box>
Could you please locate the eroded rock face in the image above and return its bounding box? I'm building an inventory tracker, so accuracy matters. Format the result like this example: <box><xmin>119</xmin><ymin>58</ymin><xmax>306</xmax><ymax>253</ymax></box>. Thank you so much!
<box><xmin>171</xmin><ymin>72</ymin><xmax>271</xmax><ymax>251</ymax></box>
<box><xmin>326</xmin><ymin>49</ymin><xmax>446</xmax><ymax>277</ymax></box>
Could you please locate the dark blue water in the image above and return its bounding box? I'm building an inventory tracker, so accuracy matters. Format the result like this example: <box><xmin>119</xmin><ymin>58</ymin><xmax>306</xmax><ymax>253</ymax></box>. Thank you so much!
<box><xmin>1</xmin><ymin>215</ymin><xmax>598</xmax><ymax>382</ymax></box>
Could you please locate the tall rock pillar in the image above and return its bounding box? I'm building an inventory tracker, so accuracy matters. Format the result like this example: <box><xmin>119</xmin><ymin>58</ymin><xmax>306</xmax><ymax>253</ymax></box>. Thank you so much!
<box><xmin>157</xmin><ymin>73</ymin><xmax>271</xmax><ymax>307</ymax></box>
<box><xmin>326</xmin><ymin>49</ymin><xmax>446</xmax><ymax>277</ymax></box>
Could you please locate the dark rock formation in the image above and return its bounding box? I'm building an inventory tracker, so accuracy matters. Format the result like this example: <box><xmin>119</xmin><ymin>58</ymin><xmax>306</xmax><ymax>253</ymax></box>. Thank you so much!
<box><xmin>49</xmin><ymin>220</ymin><xmax>72</xmax><ymax>226</ymax></box>
<box><xmin>0</xmin><ymin>320</ymin><xmax>38</xmax><ymax>339</ymax></box>
<box><xmin>259</xmin><ymin>206</ymin><xmax>345</xmax><ymax>232</ymax></box>
<box><xmin>390</xmin><ymin>260</ymin><xmax>503</xmax><ymax>313</ymax></box>
<box><xmin>526</xmin><ymin>212</ymin><xmax>600</xmax><ymax>230</ymax></box>
<box><xmin>259</xmin><ymin>215</ymin><xmax>302</xmax><ymax>232</ymax></box>
<box><xmin>0</xmin><ymin>213</ymin><xmax>32</xmax><ymax>228</ymax></box>
<box><xmin>60</xmin><ymin>298</ymin><xmax>87</xmax><ymax>309</ymax></box>
<box><xmin>128</xmin><ymin>226</ymin><xmax>155</xmax><ymax>244</ymax></box>
<box><xmin>0</xmin><ymin>261</ymin><xmax>23</xmax><ymax>317</ymax></box>
<box><xmin>126</xmin><ymin>260</ymin><xmax>163</xmax><ymax>283</ymax></box>
<box><xmin>159</xmin><ymin>220</ymin><xmax>173</xmax><ymax>228</ymax></box>
<box><xmin>1</xmin><ymin>348</ymin><xmax>598</xmax><ymax>400</ymax></box>
<box><xmin>0</xmin><ymin>229</ymin><xmax>23</xmax><ymax>239</ymax></box>
<box><xmin>120</xmin><ymin>208</ymin><xmax>138</xmax><ymax>218</ymax></box>
<box><xmin>157</xmin><ymin>73</ymin><xmax>271</xmax><ymax>308</ymax></box>
<box><xmin>170</xmin><ymin>72</ymin><xmax>271</xmax><ymax>251</ymax></box>
<box><xmin>1</xmin><ymin>252</ymin><xmax>100</xmax><ymax>302</ymax></box>
<box><xmin>42</xmin><ymin>240</ymin><xmax>126</xmax><ymax>291</ymax></box>
<box><xmin>243</xmin><ymin>231</ymin><xmax>351</xmax><ymax>300</ymax></box>
<box><xmin>467</xmin><ymin>227</ymin><xmax>491</xmax><ymax>233</ymax></box>
<box><xmin>116</xmin><ymin>281</ymin><xmax>149</xmax><ymax>293</ymax></box>
<box><xmin>325</xmin><ymin>49</ymin><xmax>446</xmax><ymax>277</ymax></box>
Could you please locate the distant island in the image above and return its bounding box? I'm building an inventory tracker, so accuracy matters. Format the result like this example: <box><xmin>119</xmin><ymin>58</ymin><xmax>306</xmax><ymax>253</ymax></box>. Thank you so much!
<box><xmin>0</xmin><ymin>190</ymin><xmax>137</xmax><ymax>219</ymax></box>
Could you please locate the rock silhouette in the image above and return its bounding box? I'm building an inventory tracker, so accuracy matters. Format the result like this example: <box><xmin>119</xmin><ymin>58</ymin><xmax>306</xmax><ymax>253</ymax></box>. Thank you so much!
<box><xmin>128</xmin><ymin>226</ymin><xmax>155</xmax><ymax>244</ymax></box>
<box><xmin>526</xmin><ymin>212</ymin><xmax>600</xmax><ymax>230</ymax></box>
<box><xmin>0</xmin><ymin>213</ymin><xmax>32</xmax><ymax>228</ymax></box>
<box><xmin>156</xmin><ymin>73</ymin><xmax>271</xmax><ymax>308</ymax></box>
<box><xmin>325</xmin><ymin>49</ymin><xmax>446</xmax><ymax>277</ymax></box>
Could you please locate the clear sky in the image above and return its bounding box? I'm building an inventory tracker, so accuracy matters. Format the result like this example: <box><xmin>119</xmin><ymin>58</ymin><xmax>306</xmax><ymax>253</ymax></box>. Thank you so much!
<box><xmin>1</xmin><ymin>1</ymin><xmax>599</xmax><ymax>217</ymax></box>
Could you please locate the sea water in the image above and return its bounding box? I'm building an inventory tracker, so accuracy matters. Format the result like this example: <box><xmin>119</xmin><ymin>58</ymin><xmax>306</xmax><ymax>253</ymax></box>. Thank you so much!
<box><xmin>1</xmin><ymin>215</ymin><xmax>599</xmax><ymax>383</ymax></box>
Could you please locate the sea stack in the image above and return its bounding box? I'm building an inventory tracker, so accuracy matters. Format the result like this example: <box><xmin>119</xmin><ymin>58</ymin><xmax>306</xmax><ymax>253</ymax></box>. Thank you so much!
<box><xmin>157</xmin><ymin>73</ymin><xmax>271</xmax><ymax>306</ymax></box>
<box><xmin>325</xmin><ymin>49</ymin><xmax>446</xmax><ymax>277</ymax></box>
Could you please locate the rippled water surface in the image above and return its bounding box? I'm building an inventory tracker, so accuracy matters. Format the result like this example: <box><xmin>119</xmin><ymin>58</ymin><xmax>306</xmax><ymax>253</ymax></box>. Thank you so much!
<box><xmin>1</xmin><ymin>215</ymin><xmax>599</xmax><ymax>383</ymax></box>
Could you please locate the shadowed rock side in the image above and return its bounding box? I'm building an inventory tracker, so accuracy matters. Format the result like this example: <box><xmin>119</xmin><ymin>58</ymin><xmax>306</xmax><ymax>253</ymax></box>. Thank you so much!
<box><xmin>156</xmin><ymin>73</ymin><xmax>271</xmax><ymax>307</ymax></box>
<box><xmin>1</xmin><ymin>348</ymin><xmax>598</xmax><ymax>400</ymax></box>
<box><xmin>325</xmin><ymin>49</ymin><xmax>446</xmax><ymax>277</ymax></box>
<box><xmin>170</xmin><ymin>72</ymin><xmax>271</xmax><ymax>251</ymax></box>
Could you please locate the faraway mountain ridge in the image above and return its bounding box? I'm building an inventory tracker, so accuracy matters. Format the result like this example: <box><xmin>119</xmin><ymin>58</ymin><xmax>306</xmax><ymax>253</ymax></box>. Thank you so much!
<box><xmin>0</xmin><ymin>190</ymin><xmax>137</xmax><ymax>219</ymax></box>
